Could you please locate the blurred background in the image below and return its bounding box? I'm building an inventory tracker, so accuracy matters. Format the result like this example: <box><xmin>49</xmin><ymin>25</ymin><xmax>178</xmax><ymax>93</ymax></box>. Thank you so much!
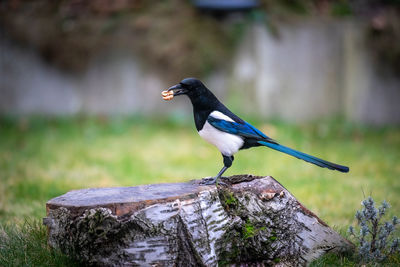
<box><xmin>1</xmin><ymin>0</ymin><xmax>400</xmax><ymax>123</ymax></box>
<box><xmin>0</xmin><ymin>1</ymin><xmax>400</xmax><ymax>265</ymax></box>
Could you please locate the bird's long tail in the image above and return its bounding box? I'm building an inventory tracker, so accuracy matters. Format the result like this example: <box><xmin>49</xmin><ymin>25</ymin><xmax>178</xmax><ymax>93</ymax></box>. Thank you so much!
<box><xmin>258</xmin><ymin>141</ymin><xmax>349</xmax><ymax>173</ymax></box>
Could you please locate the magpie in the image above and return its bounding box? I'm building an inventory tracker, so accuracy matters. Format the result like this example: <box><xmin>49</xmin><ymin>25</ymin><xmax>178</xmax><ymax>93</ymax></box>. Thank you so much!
<box><xmin>165</xmin><ymin>78</ymin><xmax>349</xmax><ymax>185</ymax></box>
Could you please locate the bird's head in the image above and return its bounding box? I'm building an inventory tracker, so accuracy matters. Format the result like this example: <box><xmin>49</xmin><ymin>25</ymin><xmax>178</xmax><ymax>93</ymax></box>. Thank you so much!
<box><xmin>166</xmin><ymin>78</ymin><xmax>207</xmax><ymax>99</ymax></box>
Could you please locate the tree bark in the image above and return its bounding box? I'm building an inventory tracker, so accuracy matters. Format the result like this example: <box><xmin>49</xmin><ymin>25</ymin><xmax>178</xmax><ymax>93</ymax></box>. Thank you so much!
<box><xmin>44</xmin><ymin>175</ymin><xmax>354</xmax><ymax>266</ymax></box>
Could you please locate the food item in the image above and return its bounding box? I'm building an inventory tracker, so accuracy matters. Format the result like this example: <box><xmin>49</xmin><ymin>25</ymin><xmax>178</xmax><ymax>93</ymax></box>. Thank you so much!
<box><xmin>161</xmin><ymin>90</ymin><xmax>174</xmax><ymax>101</ymax></box>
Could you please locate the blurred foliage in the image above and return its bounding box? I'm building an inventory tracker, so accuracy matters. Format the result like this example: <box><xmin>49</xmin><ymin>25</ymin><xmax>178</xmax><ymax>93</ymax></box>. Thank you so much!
<box><xmin>0</xmin><ymin>115</ymin><xmax>400</xmax><ymax>265</ymax></box>
<box><xmin>367</xmin><ymin>8</ymin><xmax>400</xmax><ymax>74</ymax></box>
<box><xmin>0</xmin><ymin>0</ymin><xmax>246</xmax><ymax>82</ymax></box>
<box><xmin>1</xmin><ymin>0</ymin><xmax>400</xmax><ymax>80</ymax></box>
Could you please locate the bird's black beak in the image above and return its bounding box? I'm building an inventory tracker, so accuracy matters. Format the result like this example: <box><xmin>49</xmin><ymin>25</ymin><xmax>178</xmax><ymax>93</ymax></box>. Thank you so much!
<box><xmin>167</xmin><ymin>84</ymin><xmax>188</xmax><ymax>96</ymax></box>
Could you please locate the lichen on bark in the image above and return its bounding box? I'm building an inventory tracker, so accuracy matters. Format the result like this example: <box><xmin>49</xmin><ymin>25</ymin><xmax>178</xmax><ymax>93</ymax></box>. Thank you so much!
<box><xmin>215</xmin><ymin>185</ymin><xmax>302</xmax><ymax>266</ymax></box>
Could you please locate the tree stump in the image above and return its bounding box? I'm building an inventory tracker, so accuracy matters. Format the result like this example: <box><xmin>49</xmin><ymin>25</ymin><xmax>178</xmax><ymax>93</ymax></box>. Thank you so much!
<box><xmin>44</xmin><ymin>175</ymin><xmax>354</xmax><ymax>266</ymax></box>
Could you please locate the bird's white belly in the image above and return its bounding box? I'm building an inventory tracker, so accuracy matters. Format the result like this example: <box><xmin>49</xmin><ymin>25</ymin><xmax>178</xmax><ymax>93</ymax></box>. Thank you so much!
<box><xmin>198</xmin><ymin>121</ymin><xmax>244</xmax><ymax>156</ymax></box>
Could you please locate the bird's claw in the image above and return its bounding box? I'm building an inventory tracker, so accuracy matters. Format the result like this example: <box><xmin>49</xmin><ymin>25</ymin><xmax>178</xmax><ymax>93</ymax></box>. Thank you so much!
<box><xmin>201</xmin><ymin>177</ymin><xmax>216</xmax><ymax>185</ymax></box>
<box><xmin>201</xmin><ymin>177</ymin><xmax>228</xmax><ymax>186</ymax></box>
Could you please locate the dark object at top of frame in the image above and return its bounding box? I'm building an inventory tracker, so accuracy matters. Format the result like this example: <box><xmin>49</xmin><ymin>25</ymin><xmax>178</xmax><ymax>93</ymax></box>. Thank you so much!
<box><xmin>193</xmin><ymin>0</ymin><xmax>259</xmax><ymax>12</ymax></box>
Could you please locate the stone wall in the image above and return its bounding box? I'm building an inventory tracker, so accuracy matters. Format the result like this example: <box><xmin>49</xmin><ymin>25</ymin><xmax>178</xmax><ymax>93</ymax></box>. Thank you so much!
<box><xmin>1</xmin><ymin>19</ymin><xmax>399</xmax><ymax>125</ymax></box>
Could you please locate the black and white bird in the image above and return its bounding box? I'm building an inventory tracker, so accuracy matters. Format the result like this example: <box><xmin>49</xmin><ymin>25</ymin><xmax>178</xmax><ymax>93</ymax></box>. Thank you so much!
<box><xmin>165</xmin><ymin>78</ymin><xmax>349</xmax><ymax>185</ymax></box>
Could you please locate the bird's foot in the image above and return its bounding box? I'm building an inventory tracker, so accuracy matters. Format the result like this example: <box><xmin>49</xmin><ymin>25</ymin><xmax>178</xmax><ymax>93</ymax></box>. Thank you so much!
<box><xmin>202</xmin><ymin>177</ymin><xmax>216</xmax><ymax>185</ymax></box>
<box><xmin>201</xmin><ymin>177</ymin><xmax>228</xmax><ymax>186</ymax></box>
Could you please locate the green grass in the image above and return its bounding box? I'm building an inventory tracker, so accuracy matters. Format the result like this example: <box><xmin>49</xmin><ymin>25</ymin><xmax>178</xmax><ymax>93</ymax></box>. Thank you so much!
<box><xmin>0</xmin><ymin>115</ymin><xmax>399</xmax><ymax>265</ymax></box>
<box><xmin>0</xmin><ymin>220</ymin><xmax>80</xmax><ymax>266</ymax></box>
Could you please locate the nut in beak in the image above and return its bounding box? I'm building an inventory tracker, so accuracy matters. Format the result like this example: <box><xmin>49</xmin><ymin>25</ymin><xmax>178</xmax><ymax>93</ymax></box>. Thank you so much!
<box><xmin>162</xmin><ymin>90</ymin><xmax>174</xmax><ymax>101</ymax></box>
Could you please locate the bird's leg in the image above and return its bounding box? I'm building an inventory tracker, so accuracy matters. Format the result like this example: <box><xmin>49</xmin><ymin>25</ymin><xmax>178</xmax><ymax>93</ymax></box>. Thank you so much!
<box><xmin>203</xmin><ymin>167</ymin><xmax>227</xmax><ymax>186</ymax></box>
<box><xmin>203</xmin><ymin>155</ymin><xmax>234</xmax><ymax>186</ymax></box>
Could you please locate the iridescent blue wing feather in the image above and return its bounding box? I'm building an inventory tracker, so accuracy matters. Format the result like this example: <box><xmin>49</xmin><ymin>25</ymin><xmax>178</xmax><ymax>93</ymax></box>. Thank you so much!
<box><xmin>207</xmin><ymin>117</ymin><xmax>277</xmax><ymax>143</ymax></box>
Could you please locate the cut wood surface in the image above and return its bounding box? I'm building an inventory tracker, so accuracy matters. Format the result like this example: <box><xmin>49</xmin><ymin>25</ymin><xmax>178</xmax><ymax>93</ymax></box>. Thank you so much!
<box><xmin>44</xmin><ymin>175</ymin><xmax>354</xmax><ymax>266</ymax></box>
